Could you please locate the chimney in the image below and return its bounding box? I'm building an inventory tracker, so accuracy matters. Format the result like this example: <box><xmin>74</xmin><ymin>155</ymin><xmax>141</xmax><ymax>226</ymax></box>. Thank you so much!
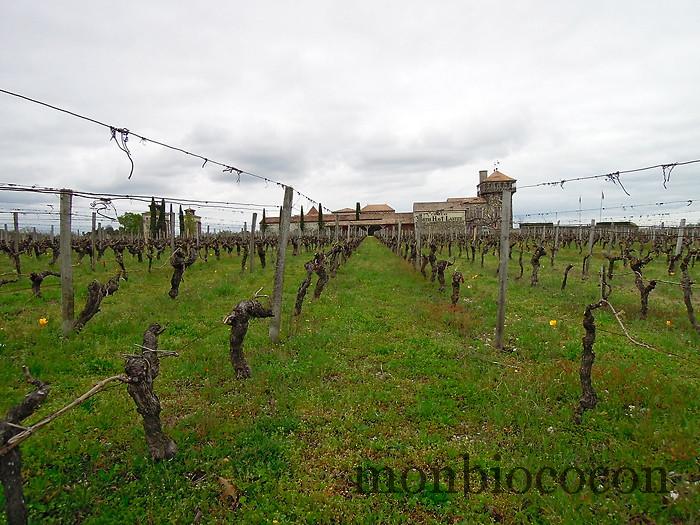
<box><xmin>479</xmin><ymin>170</ymin><xmax>488</xmax><ymax>184</ymax></box>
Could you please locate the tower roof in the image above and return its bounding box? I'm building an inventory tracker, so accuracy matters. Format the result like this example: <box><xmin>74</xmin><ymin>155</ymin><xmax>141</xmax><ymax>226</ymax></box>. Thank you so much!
<box><xmin>485</xmin><ymin>170</ymin><xmax>515</xmax><ymax>182</ymax></box>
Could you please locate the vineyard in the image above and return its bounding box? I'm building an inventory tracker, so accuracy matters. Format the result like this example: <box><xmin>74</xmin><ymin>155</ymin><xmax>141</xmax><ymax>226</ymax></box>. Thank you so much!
<box><xmin>0</xmin><ymin>218</ymin><xmax>698</xmax><ymax>523</ymax></box>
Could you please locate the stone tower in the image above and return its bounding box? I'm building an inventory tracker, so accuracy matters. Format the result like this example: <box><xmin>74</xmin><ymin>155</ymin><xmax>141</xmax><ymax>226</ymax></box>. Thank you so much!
<box><xmin>477</xmin><ymin>170</ymin><xmax>517</xmax><ymax>226</ymax></box>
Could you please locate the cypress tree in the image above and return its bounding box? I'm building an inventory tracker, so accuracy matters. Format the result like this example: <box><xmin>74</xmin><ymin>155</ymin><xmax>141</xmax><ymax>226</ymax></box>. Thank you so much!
<box><xmin>300</xmin><ymin>205</ymin><xmax>305</xmax><ymax>232</ymax></box>
<box><xmin>261</xmin><ymin>208</ymin><xmax>267</xmax><ymax>234</ymax></box>
<box><xmin>178</xmin><ymin>205</ymin><xmax>185</xmax><ymax>237</ymax></box>
<box><xmin>317</xmin><ymin>203</ymin><xmax>324</xmax><ymax>235</ymax></box>
<box><xmin>355</xmin><ymin>202</ymin><xmax>361</xmax><ymax>221</ymax></box>
<box><xmin>157</xmin><ymin>199</ymin><xmax>167</xmax><ymax>237</ymax></box>
<box><xmin>149</xmin><ymin>197</ymin><xmax>158</xmax><ymax>238</ymax></box>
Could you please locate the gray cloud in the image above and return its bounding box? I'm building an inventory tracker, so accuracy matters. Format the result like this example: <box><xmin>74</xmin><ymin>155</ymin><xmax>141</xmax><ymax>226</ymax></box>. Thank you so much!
<box><xmin>1</xmin><ymin>0</ymin><xmax>700</xmax><ymax>230</ymax></box>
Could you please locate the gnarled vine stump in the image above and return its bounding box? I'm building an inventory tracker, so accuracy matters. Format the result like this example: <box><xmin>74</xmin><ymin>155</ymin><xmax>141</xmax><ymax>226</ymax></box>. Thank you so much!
<box><xmin>436</xmin><ymin>260</ymin><xmax>453</xmax><ymax>292</ymax></box>
<box><xmin>29</xmin><ymin>271</ymin><xmax>60</xmax><ymax>298</ymax></box>
<box><xmin>223</xmin><ymin>299</ymin><xmax>273</xmax><ymax>379</ymax></box>
<box><xmin>574</xmin><ymin>301</ymin><xmax>605</xmax><ymax>424</ymax></box>
<box><xmin>240</xmin><ymin>244</ymin><xmax>248</xmax><ymax>272</ymax></box>
<box><xmin>125</xmin><ymin>324</ymin><xmax>177</xmax><ymax>460</ymax></box>
<box><xmin>73</xmin><ymin>274</ymin><xmax>121</xmax><ymax>332</ymax></box>
<box><xmin>420</xmin><ymin>254</ymin><xmax>429</xmax><ymax>278</ymax></box>
<box><xmin>0</xmin><ymin>368</ymin><xmax>50</xmax><ymax>525</ymax></box>
<box><xmin>168</xmin><ymin>248</ymin><xmax>186</xmax><ymax>299</ymax></box>
<box><xmin>312</xmin><ymin>253</ymin><xmax>329</xmax><ymax>299</ymax></box>
<box><xmin>451</xmin><ymin>271</ymin><xmax>464</xmax><ymax>305</ymax></box>
<box><xmin>681</xmin><ymin>251</ymin><xmax>699</xmax><ymax>334</ymax></box>
<box><xmin>530</xmin><ymin>246</ymin><xmax>546</xmax><ymax>287</ymax></box>
<box><xmin>561</xmin><ymin>264</ymin><xmax>574</xmax><ymax>290</ymax></box>
<box><xmin>294</xmin><ymin>261</ymin><xmax>315</xmax><ymax>317</ymax></box>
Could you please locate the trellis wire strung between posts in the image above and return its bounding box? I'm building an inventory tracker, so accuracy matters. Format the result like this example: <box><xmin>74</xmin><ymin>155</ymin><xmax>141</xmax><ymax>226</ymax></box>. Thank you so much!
<box><xmin>0</xmin><ymin>88</ymin><xmax>332</xmax><ymax>215</ymax></box>
<box><xmin>518</xmin><ymin>158</ymin><xmax>700</xmax><ymax>193</ymax></box>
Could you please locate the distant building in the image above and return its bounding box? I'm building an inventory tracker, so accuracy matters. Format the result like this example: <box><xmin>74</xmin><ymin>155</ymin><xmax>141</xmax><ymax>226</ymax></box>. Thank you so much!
<box><xmin>141</xmin><ymin>211</ymin><xmax>170</xmax><ymax>240</ymax></box>
<box><xmin>414</xmin><ymin>170</ymin><xmax>516</xmax><ymax>231</ymax></box>
<box><xmin>183</xmin><ymin>208</ymin><xmax>203</xmax><ymax>238</ymax></box>
<box><xmin>261</xmin><ymin>169</ymin><xmax>517</xmax><ymax>235</ymax></box>
<box><xmin>518</xmin><ymin>220</ymin><xmax>639</xmax><ymax>235</ymax></box>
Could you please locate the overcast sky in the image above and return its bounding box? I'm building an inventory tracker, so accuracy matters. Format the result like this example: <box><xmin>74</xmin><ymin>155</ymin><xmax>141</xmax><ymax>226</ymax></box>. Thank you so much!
<box><xmin>1</xmin><ymin>1</ymin><xmax>699</xmax><ymax>231</ymax></box>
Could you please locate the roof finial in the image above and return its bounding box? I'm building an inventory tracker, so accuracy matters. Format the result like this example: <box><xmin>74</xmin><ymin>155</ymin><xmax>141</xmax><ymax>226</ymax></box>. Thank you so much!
<box><xmin>493</xmin><ymin>160</ymin><xmax>500</xmax><ymax>172</ymax></box>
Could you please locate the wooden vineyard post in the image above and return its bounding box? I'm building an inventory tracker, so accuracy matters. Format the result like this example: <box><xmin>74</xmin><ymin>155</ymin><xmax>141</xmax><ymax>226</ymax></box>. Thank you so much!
<box><xmin>397</xmin><ymin>221</ymin><xmax>402</xmax><ymax>255</ymax></box>
<box><xmin>554</xmin><ymin>220</ymin><xmax>560</xmax><ymax>251</ymax></box>
<box><xmin>415</xmin><ymin>216</ymin><xmax>422</xmax><ymax>270</ymax></box>
<box><xmin>675</xmin><ymin>218</ymin><xmax>686</xmax><ymax>257</ymax></box>
<box><xmin>60</xmin><ymin>189</ymin><xmax>74</xmax><ymax>336</ymax></box>
<box><xmin>169</xmin><ymin>204</ymin><xmax>175</xmax><ymax>252</ymax></box>
<box><xmin>587</xmin><ymin>219</ymin><xmax>595</xmax><ymax>255</ymax></box>
<box><xmin>495</xmin><ymin>188</ymin><xmax>512</xmax><ymax>351</ymax></box>
<box><xmin>269</xmin><ymin>186</ymin><xmax>293</xmax><ymax>343</ymax></box>
<box><xmin>12</xmin><ymin>212</ymin><xmax>20</xmax><ymax>275</ymax></box>
<box><xmin>334</xmin><ymin>213</ymin><xmax>339</xmax><ymax>242</ymax></box>
<box><xmin>584</xmin><ymin>219</ymin><xmax>596</xmax><ymax>277</ymax></box>
<box><xmin>91</xmin><ymin>212</ymin><xmax>96</xmax><ymax>271</ymax></box>
<box><xmin>249</xmin><ymin>212</ymin><xmax>257</xmax><ymax>273</ymax></box>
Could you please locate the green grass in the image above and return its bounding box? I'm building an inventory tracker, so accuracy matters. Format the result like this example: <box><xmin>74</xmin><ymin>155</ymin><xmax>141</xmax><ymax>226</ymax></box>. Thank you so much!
<box><xmin>0</xmin><ymin>238</ymin><xmax>699</xmax><ymax>524</ymax></box>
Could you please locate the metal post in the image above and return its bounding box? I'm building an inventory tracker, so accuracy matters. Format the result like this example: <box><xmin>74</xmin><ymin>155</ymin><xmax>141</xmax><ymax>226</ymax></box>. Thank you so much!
<box><xmin>269</xmin><ymin>187</ymin><xmax>293</xmax><ymax>343</ymax></box>
<box><xmin>495</xmin><ymin>189</ymin><xmax>512</xmax><ymax>350</ymax></box>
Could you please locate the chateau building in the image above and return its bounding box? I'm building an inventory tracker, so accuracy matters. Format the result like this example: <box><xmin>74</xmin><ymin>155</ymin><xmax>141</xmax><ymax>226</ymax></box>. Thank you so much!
<box><xmin>261</xmin><ymin>169</ymin><xmax>516</xmax><ymax>235</ymax></box>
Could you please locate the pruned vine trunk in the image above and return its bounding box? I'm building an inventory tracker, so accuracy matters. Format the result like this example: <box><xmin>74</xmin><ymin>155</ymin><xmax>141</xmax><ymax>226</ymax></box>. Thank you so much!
<box><xmin>125</xmin><ymin>324</ymin><xmax>177</xmax><ymax>460</ymax></box>
<box><xmin>561</xmin><ymin>264</ymin><xmax>574</xmax><ymax>290</ymax></box>
<box><xmin>633</xmin><ymin>272</ymin><xmax>657</xmax><ymax>320</ymax></box>
<box><xmin>530</xmin><ymin>246</ymin><xmax>546</xmax><ymax>287</ymax></box>
<box><xmin>420</xmin><ymin>254</ymin><xmax>429</xmax><ymax>278</ymax></box>
<box><xmin>451</xmin><ymin>271</ymin><xmax>464</xmax><ymax>305</ymax></box>
<box><xmin>168</xmin><ymin>248</ymin><xmax>186</xmax><ymax>299</ymax></box>
<box><xmin>223</xmin><ymin>298</ymin><xmax>273</xmax><ymax>379</ymax></box>
<box><xmin>313</xmin><ymin>254</ymin><xmax>329</xmax><ymax>299</ymax></box>
<box><xmin>240</xmin><ymin>245</ymin><xmax>248</xmax><ymax>272</ymax></box>
<box><xmin>681</xmin><ymin>251</ymin><xmax>699</xmax><ymax>334</ymax></box>
<box><xmin>574</xmin><ymin>301</ymin><xmax>604</xmax><ymax>424</ymax></box>
<box><xmin>436</xmin><ymin>260</ymin><xmax>453</xmax><ymax>292</ymax></box>
<box><xmin>294</xmin><ymin>261</ymin><xmax>315</xmax><ymax>317</ymax></box>
<box><xmin>0</xmin><ymin>368</ymin><xmax>50</xmax><ymax>525</ymax></box>
<box><xmin>29</xmin><ymin>271</ymin><xmax>60</xmax><ymax>298</ymax></box>
<box><xmin>73</xmin><ymin>274</ymin><xmax>121</xmax><ymax>332</ymax></box>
